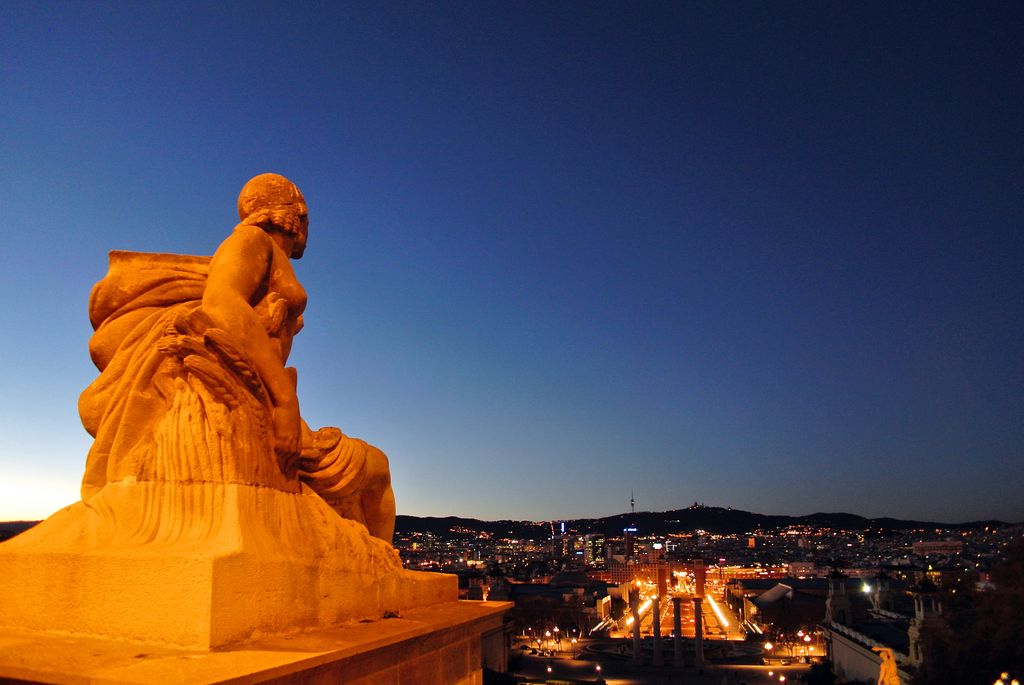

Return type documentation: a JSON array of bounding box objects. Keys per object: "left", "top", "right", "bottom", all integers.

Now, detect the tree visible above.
[{"left": 805, "top": 661, "right": 837, "bottom": 685}]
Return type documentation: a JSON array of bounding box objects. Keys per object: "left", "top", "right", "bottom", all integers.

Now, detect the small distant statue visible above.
[
  {"left": 873, "top": 647, "right": 901, "bottom": 685},
  {"left": 80, "top": 173, "right": 394, "bottom": 541}
]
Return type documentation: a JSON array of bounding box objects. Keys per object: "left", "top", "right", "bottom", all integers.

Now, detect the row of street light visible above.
[
  {"left": 764, "top": 628, "right": 819, "bottom": 659},
  {"left": 524, "top": 624, "right": 585, "bottom": 655}
]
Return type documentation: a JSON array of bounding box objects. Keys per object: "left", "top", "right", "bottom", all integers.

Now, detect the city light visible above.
[
  {"left": 705, "top": 594, "right": 729, "bottom": 628},
  {"left": 400, "top": 516, "right": 1015, "bottom": 680},
  {"left": 624, "top": 598, "right": 653, "bottom": 626}
]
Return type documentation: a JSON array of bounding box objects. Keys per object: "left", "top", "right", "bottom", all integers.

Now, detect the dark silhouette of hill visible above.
[
  {"left": 4, "top": 508, "right": 1011, "bottom": 543},
  {"left": 394, "top": 515, "right": 549, "bottom": 539},
  {"left": 395, "top": 506, "right": 1010, "bottom": 538},
  {"left": 0, "top": 521, "right": 40, "bottom": 542}
]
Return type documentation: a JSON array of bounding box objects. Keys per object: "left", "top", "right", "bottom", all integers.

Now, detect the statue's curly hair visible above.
[
  {"left": 237, "top": 173, "right": 306, "bottom": 239},
  {"left": 240, "top": 206, "right": 304, "bottom": 238}
]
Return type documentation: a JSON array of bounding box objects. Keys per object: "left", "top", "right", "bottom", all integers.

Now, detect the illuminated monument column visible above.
[
  {"left": 693, "top": 557, "right": 706, "bottom": 667},
  {"left": 0, "top": 174, "right": 509, "bottom": 683},
  {"left": 630, "top": 586, "right": 643, "bottom": 665},
  {"left": 673, "top": 596, "right": 684, "bottom": 666},
  {"left": 652, "top": 595, "right": 663, "bottom": 666},
  {"left": 693, "top": 597, "right": 706, "bottom": 666}
]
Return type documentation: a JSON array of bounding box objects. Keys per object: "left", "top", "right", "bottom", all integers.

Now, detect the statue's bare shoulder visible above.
[
  {"left": 206, "top": 224, "right": 275, "bottom": 301},
  {"left": 217, "top": 223, "right": 276, "bottom": 258}
]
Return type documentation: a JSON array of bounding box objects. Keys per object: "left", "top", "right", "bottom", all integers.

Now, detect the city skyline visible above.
[{"left": 1, "top": 3, "right": 1021, "bottom": 523}]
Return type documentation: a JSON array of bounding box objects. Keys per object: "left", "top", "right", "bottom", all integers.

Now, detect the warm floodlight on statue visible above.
[
  {"left": 873, "top": 647, "right": 902, "bottom": 685},
  {"left": 0, "top": 173, "right": 455, "bottom": 649}
]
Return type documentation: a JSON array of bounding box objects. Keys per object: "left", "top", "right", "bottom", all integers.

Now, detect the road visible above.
[
  {"left": 512, "top": 651, "right": 809, "bottom": 685},
  {"left": 609, "top": 578, "right": 744, "bottom": 642}
]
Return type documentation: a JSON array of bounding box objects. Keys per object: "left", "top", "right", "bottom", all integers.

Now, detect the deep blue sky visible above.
[{"left": 1, "top": 2, "right": 1021, "bottom": 523}]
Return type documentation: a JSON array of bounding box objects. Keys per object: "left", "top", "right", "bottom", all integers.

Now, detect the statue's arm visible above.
[{"left": 203, "top": 225, "right": 300, "bottom": 467}]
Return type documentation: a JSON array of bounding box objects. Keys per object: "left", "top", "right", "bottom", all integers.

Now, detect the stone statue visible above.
[
  {"left": 0, "top": 174, "right": 453, "bottom": 649},
  {"left": 79, "top": 173, "right": 394, "bottom": 541},
  {"left": 873, "top": 647, "right": 901, "bottom": 685},
  {"left": 300, "top": 423, "right": 396, "bottom": 541}
]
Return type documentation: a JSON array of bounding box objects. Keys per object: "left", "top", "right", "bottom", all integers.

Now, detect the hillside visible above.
[{"left": 4, "top": 507, "right": 1010, "bottom": 543}]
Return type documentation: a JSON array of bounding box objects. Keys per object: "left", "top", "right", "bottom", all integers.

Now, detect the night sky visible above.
[{"left": 1, "top": 2, "right": 1021, "bottom": 523}]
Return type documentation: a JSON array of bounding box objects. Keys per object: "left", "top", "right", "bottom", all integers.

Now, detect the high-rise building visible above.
[
  {"left": 551, "top": 534, "right": 572, "bottom": 559},
  {"left": 624, "top": 525, "right": 637, "bottom": 559},
  {"left": 584, "top": 534, "right": 606, "bottom": 566}
]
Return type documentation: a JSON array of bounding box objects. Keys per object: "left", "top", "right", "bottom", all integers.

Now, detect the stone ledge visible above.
[{"left": 0, "top": 600, "right": 511, "bottom": 685}]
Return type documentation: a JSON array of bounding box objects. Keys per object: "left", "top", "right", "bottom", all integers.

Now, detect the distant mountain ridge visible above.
[
  {"left": 396, "top": 506, "right": 1012, "bottom": 539},
  {"left": 0, "top": 521, "right": 41, "bottom": 542},
  {"left": 4, "top": 507, "right": 1012, "bottom": 543}
]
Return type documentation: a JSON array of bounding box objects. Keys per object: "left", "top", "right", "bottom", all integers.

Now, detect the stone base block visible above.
[
  {"left": 0, "top": 600, "right": 511, "bottom": 685},
  {"left": 0, "top": 482, "right": 456, "bottom": 649}
]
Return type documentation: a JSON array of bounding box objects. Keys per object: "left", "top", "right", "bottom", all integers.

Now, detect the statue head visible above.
[{"left": 237, "top": 173, "right": 308, "bottom": 258}]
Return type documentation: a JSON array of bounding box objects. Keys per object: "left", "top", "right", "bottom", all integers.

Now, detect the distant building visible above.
[
  {"left": 911, "top": 539, "right": 963, "bottom": 556},
  {"left": 788, "top": 561, "right": 818, "bottom": 577},
  {"left": 584, "top": 534, "right": 606, "bottom": 567},
  {"left": 727, "top": 576, "right": 888, "bottom": 630},
  {"left": 551, "top": 534, "right": 572, "bottom": 559},
  {"left": 607, "top": 559, "right": 675, "bottom": 585},
  {"left": 817, "top": 578, "right": 944, "bottom": 685},
  {"left": 624, "top": 525, "right": 637, "bottom": 559}
]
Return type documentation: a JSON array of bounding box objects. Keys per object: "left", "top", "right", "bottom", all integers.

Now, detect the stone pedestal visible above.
[
  {"left": 0, "top": 482, "right": 456, "bottom": 649},
  {"left": 0, "top": 600, "right": 510, "bottom": 684}
]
